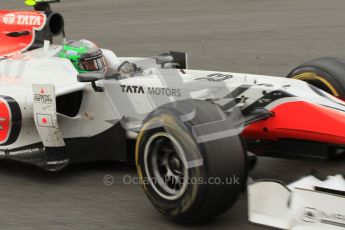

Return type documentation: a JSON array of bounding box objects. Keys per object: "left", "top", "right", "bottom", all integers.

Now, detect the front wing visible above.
[{"left": 248, "top": 174, "right": 345, "bottom": 230}]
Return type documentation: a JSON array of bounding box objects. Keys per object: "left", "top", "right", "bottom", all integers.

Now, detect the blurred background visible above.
[{"left": 0, "top": 0, "right": 344, "bottom": 229}]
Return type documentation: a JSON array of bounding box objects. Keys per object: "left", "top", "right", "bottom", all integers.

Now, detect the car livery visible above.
[{"left": 0, "top": 0, "right": 343, "bottom": 225}]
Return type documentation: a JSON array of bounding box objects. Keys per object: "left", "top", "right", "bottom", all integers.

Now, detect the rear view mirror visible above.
[
  {"left": 154, "top": 53, "right": 174, "bottom": 68},
  {"left": 170, "top": 51, "right": 188, "bottom": 69},
  {"left": 77, "top": 71, "right": 105, "bottom": 92},
  {"left": 153, "top": 51, "right": 188, "bottom": 69},
  {"left": 77, "top": 71, "right": 104, "bottom": 82}
]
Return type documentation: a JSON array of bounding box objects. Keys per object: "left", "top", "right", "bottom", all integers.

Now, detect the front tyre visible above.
[
  {"left": 287, "top": 57, "right": 345, "bottom": 99},
  {"left": 136, "top": 100, "right": 246, "bottom": 223}
]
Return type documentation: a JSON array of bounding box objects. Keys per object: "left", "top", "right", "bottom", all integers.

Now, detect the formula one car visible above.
[{"left": 0, "top": 0, "right": 344, "bottom": 224}]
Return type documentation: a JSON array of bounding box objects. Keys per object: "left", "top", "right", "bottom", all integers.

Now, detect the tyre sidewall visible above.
[{"left": 136, "top": 112, "right": 207, "bottom": 221}]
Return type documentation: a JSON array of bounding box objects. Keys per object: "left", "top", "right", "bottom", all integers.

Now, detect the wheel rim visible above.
[
  {"left": 144, "top": 132, "right": 189, "bottom": 200},
  {"left": 293, "top": 72, "right": 339, "bottom": 97}
]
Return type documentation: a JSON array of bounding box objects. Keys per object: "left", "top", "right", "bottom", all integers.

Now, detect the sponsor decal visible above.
[
  {"left": 36, "top": 113, "right": 54, "bottom": 127},
  {"left": 2, "top": 13, "right": 15, "bottom": 25},
  {"left": 2, "top": 13, "right": 43, "bottom": 26},
  {"left": 147, "top": 87, "right": 181, "bottom": 97},
  {"left": 9, "top": 147, "right": 41, "bottom": 156},
  {"left": 120, "top": 85, "right": 145, "bottom": 94},
  {"left": 0, "top": 10, "right": 46, "bottom": 56},
  {"left": 195, "top": 73, "right": 233, "bottom": 82},
  {"left": 34, "top": 93, "right": 53, "bottom": 103},
  {"left": 36, "top": 114, "right": 54, "bottom": 127},
  {"left": 0, "top": 146, "right": 43, "bottom": 157},
  {"left": 302, "top": 207, "right": 345, "bottom": 227},
  {"left": 120, "top": 85, "right": 181, "bottom": 97},
  {"left": 32, "top": 84, "right": 65, "bottom": 147}
]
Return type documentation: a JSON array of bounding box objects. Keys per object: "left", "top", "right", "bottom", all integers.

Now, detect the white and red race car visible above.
[{"left": 0, "top": 0, "right": 344, "bottom": 224}]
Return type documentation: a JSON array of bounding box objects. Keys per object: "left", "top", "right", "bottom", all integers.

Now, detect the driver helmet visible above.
[{"left": 59, "top": 40, "right": 106, "bottom": 73}]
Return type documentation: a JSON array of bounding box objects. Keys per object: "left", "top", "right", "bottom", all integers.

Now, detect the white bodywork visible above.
[
  {"left": 0, "top": 44, "right": 344, "bottom": 153},
  {"left": 248, "top": 175, "right": 345, "bottom": 230},
  {"left": 0, "top": 45, "right": 118, "bottom": 149}
]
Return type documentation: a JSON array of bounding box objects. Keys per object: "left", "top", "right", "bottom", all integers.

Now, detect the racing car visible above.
[{"left": 0, "top": 0, "right": 344, "bottom": 224}]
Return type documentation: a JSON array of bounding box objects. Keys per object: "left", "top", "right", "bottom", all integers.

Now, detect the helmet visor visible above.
[{"left": 79, "top": 51, "right": 106, "bottom": 71}]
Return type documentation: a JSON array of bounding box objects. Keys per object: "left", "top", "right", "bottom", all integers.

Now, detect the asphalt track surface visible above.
[{"left": 1, "top": 0, "right": 345, "bottom": 229}]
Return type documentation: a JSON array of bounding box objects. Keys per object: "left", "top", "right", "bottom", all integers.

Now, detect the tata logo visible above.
[
  {"left": 2, "top": 13, "right": 15, "bottom": 25},
  {"left": 121, "top": 85, "right": 145, "bottom": 94},
  {"left": 2, "top": 13, "right": 42, "bottom": 26}
]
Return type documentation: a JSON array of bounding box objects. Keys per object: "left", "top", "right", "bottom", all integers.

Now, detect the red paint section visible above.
[
  {"left": 42, "top": 117, "right": 47, "bottom": 124},
  {"left": 0, "top": 99, "right": 11, "bottom": 144},
  {"left": 0, "top": 10, "right": 46, "bottom": 57},
  {"left": 243, "top": 101, "right": 345, "bottom": 145}
]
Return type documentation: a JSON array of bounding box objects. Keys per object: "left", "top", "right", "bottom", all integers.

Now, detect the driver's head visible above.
[{"left": 59, "top": 40, "right": 106, "bottom": 73}]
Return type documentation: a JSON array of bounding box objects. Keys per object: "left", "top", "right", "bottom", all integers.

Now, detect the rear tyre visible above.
[
  {"left": 287, "top": 57, "right": 345, "bottom": 99},
  {"left": 135, "top": 100, "right": 246, "bottom": 223}
]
